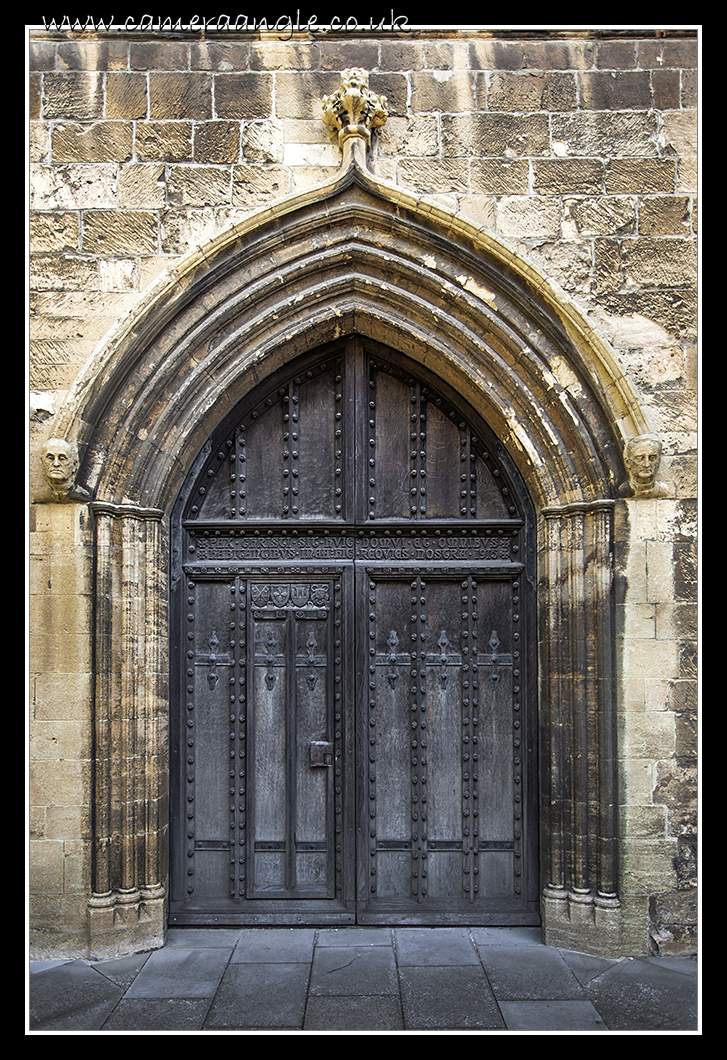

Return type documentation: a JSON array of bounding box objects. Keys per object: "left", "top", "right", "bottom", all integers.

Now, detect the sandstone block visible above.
[
  {"left": 82, "top": 210, "right": 159, "bottom": 255},
  {"left": 594, "top": 39, "right": 638, "bottom": 70},
  {"left": 167, "top": 165, "right": 231, "bottom": 207},
  {"left": 30, "top": 212, "right": 79, "bottom": 253},
  {"left": 105, "top": 72, "right": 148, "bottom": 119},
  {"left": 638, "top": 39, "right": 698, "bottom": 69},
  {"left": 376, "top": 116, "right": 439, "bottom": 158},
  {"left": 622, "top": 237, "right": 697, "bottom": 288},
  {"left": 605, "top": 158, "right": 676, "bottom": 193},
  {"left": 232, "top": 165, "right": 291, "bottom": 208},
  {"left": 29, "top": 121, "right": 48, "bottom": 162},
  {"left": 29, "top": 840, "right": 64, "bottom": 893},
  {"left": 149, "top": 72, "right": 213, "bottom": 119},
  {"left": 638, "top": 196, "right": 692, "bottom": 235},
  {"left": 30, "top": 163, "right": 117, "bottom": 210},
  {"left": 411, "top": 71, "right": 475, "bottom": 113},
  {"left": 496, "top": 196, "right": 561, "bottom": 240},
  {"left": 660, "top": 111, "right": 698, "bottom": 158},
  {"left": 30, "top": 758, "right": 89, "bottom": 805},
  {"left": 652, "top": 69, "right": 682, "bottom": 110},
  {"left": 397, "top": 159, "right": 469, "bottom": 195},
  {"left": 191, "top": 40, "right": 251, "bottom": 71},
  {"left": 250, "top": 40, "right": 321, "bottom": 70},
  {"left": 57, "top": 39, "right": 128, "bottom": 71},
  {"left": 551, "top": 111, "right": 659, "bottom": 158},
  {"left": 215, "top": 72, "right": 275, "bottom": 118},
  {"left": 565, "top": 195, "right": 635, "bottom": 236},
  {"left": 622, "top": 708, "right": 676, "bottom": 759},
  {"left": 129, "top": 40, "right": 189, "bottom": 70},
  {"left": 42, "top": 72, "right": 104, "bottom": 120},
  {"left": 534, "top": 158, "right": 604, "bottom": 194},
  {"left": 135, "top": 121, "right": 193, "bottom": 162},
  {"left": 30, "top": 254, "right": 98, "bottom": 292},
  {"left": 470, "top": 159, "right": 528, "bottom": 194},
  {"left": 242, "top": 119, "right": 284, "bottom": 163},
  {"left": 486, "top": 71, "right": 577, "bottom": 111},
  {"left": 119, "top": 163, "right": 166, "bottom": 209},
  {"left": 652, "top": 759, "right": 697, "bottom": 811},
  {"left": 52, "top": 121, "right": 133, "bottom": 163},
  {"left": 620, "top": 839, "right": 680, "bottom": 893},
  {"left": 580, "top": 70, "right": 651, "bottom": 109},
  {"left": 194, "top": 120, "right": 241, "bottom": 163},
  {"left": 442, "top": 113, "right": 549, "bottom": 157}
]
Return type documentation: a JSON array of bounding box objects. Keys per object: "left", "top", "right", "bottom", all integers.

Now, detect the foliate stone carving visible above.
[
  {"left": 322, "top": 67, "right": 388, "bottom": 147},
  {"left": 33, "top": 437, "right": 90, "bottom": 503},
  {"left": 619, "top": 434, "right": 669, "bottom": 498}
]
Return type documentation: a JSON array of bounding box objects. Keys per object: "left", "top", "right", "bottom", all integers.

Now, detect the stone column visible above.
[
  {"left": 539, "top": 500, "right": 621, "bottom": 956},
  {"left": 88, "top": 502, "right": 168, "bottom": 956}
]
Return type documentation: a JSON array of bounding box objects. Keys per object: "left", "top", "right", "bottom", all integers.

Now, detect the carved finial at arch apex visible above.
[
  {"left": 33, "top": 437, "right": 91, "bottom": 504},
  {"left": 322, "top": 67, "right": 388, "bottom": 149},
  {"left": 618, "top": 434, "right": 670, "bottom": 499}
]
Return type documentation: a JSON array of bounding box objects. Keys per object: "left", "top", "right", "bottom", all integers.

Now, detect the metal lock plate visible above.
[{"left": 310, "top": 741, "right": 334, "bottom": 767}]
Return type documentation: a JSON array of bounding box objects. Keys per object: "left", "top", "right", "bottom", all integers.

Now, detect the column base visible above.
[
  {"left": 542, "top": 888, "right": 624, "bottom": 958},
  {"left": 87, "top": 887, "right": 167, "bottom": 959}
]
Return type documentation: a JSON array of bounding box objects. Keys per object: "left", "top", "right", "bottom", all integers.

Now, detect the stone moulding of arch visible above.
[
  {"left": 53, "top": 132, "right": 651, "bottom": 514},
  {"left": 46, "top": 121, "right": 654, "bottom": 959}
]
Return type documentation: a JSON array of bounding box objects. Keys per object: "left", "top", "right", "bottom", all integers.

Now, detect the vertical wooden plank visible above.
[
  {"left": 294, "top": 612, "right": 332, "bottom": 895},
  {"left": 369, "top": 366, "right": 411, "bottom": 520},
  {"left": 250, "top": 613, "right": 288, "bottom": 893}
]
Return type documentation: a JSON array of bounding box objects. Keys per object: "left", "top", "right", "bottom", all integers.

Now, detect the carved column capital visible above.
[{"left": 322, "top": 67, "right": 388, "bottom": 149}]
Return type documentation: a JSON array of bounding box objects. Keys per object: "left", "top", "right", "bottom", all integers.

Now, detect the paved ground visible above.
[{"left": 28, "top": 925, "right": 699, "bottom": 1033}]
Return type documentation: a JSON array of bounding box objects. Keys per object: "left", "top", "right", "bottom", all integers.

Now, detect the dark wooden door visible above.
[{"left": 169, "top": 339, "right": 538, "bottom": 926}]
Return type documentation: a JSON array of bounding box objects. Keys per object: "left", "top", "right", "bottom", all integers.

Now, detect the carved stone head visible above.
[
  {"left": 620, "top": 434, "right": 668, "bottom": 498},
  {"left": 34, "top": 437, "right": 89, "bottom": 503}
]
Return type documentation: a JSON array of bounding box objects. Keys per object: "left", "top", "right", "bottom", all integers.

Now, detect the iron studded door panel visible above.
[
  {"left": 170, "top": 569, "right": 355, "bottom": 923},
  {"left": 171, "top": 339, "right": 538, "bottom": 925},
  {"left": 356, "top": 565, "right": 536, "bottom": 923}
]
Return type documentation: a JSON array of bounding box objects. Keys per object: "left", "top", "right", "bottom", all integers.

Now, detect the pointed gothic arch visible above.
[{"left": 60, "top": 159, "right": 651, "bottom": 956}]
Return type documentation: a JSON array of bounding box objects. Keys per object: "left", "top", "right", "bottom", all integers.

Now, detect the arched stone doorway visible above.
[
  {"left": 53, "top": 147, "right": 652, "bottom": 957},
  {"left": 168, "top": 336, "right": 538, "bottom": 926}
]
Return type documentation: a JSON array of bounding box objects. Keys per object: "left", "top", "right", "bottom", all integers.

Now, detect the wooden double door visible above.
[{"left": 169, "top": 340, "right": 538, "bottom": 926}]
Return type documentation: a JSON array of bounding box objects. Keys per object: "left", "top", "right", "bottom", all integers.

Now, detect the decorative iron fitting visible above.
[{"left": 322, "top": 67, "right": 388, "bottom": 148}]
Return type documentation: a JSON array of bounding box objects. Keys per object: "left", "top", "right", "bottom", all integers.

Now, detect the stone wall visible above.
[{"left": 29, "top": 27, "right": 698, "bottom": 957}]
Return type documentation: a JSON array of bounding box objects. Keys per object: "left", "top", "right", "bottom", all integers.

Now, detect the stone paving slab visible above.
[
  {"left": 399, "top": 964, "right": 504, "bottom": 1030},
  {"left": 231, "top": 927, "right": 316, "bottom": 963},
  {"left": 102, "top": 997, "right": 212, "bottom": 1032},
  {"left": 309, "top": 943, "right": 399, "bottom": 996},
  {"left": 123, "top": 946, "right": 234, "bottom": 999},
  {"left": 581, "top": 956, "right": 698, "bottom": 1031},
  {"left": 394, "top": 926, "right": 480, "bottom": 966},
  {"left": 303, "top": 994, "right": 405, "bottom": 1031},
  {"left": 29, "top": 961, "right": 125, "bottom": 1031},
  {"left": 204, "top": 962, "right": 310, "bottom": 1030},
  {"left": 498, "top": 999, "right": 608, "bottom": 1031},
  {"left": 477, "top": 943, "right": 586, "bottom": 1001}
]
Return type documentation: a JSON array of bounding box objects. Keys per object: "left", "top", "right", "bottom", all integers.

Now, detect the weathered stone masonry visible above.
[{"left": 29, "top": 28, "right": 697, "bottom": 959}]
